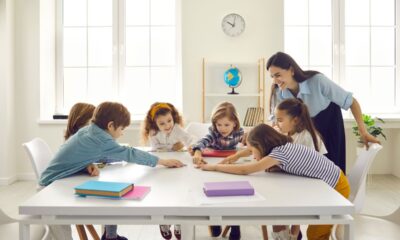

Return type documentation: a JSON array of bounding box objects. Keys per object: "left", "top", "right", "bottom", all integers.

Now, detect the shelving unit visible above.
[{"left": 202, "top": 58, "right": 266, "bottom": 125}]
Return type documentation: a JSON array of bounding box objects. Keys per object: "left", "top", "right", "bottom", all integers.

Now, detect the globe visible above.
[{"left": 224, "top": 66, "right": 242, "bottom": 94}]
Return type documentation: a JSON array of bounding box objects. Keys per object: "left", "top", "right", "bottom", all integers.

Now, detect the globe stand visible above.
[{"left": 228, "top": 87, "right": 239, "bottom": 95}]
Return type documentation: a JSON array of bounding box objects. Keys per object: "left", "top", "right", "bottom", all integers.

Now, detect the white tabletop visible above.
[{"left": 19, "top": 151, "right": 353, "bottom": 218}]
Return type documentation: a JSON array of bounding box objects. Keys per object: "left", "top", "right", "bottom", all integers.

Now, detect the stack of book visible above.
[{"left": 74, "top": 180, "right": 150, "bottom": 200}]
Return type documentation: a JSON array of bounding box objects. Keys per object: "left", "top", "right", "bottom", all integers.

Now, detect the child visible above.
[
  {"left": 39, "top": 102, "right": 185, "bottom": 240},
  {"left": 141, "top": 102, "right": 193, "bottom": 240},
  {"left": 142, "top": 102, "right": 193, "bottom": 152},
  {"left": 198, "top": 123, "right": 351, "bottom": 240},
  {"left": 191, "top": 101, "right": 243, "bottom": 240},
  {"left": 273, "top": 98, "right": 327, "bottom": 239}
]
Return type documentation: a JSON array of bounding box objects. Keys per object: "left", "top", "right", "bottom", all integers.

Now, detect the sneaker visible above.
[
  {"left": 100, "top": 232, "right": 128, "bottom": 240},
  {"left": 229, "top": 226, "right": 241, "bottom": 240},
  {"left": 159, "top": 225, "right": 172, "bottom": 240},
  {"left": 209, "top": 225, "right": 222, "bottom": 237},
  {"left": 173, "top": 225, "right": 181, "bottom": 240}
]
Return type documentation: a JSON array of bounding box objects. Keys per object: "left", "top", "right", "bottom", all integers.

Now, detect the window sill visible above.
[
  {"left": 37, "top": 119, "right": 143, "bottom": 129},
  {"left": 343, "top": 114, "right": 400, "bottom": 129}
]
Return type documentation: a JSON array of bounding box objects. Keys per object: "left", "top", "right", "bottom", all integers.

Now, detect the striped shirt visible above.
[
  {"left": 192, "top": 126, "right": 244, "bottom": 151},
  {"left": 268, "top": 142, "right": 340, "bottom": 188}
]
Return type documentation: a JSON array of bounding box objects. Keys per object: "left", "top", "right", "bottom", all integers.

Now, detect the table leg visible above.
[
  {"left": 343, "top": 222, "right": 354, "bottom": 240},
  {"left": 180, "top": 224, "right": 195, "bottom": 240},
  {"left": 19, "top": 223, "right": 30, "bottom": 240}
]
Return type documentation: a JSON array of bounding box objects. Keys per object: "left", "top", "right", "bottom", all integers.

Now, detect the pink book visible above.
[
  {"left": 202, "top": 148, "right": 237, "bottom": 158},
  {"left": 122, "top": 186, "right": 151, "bottom": 200},
  {"left": 203, "top": 181, "right": 254, "bottom": 197}
]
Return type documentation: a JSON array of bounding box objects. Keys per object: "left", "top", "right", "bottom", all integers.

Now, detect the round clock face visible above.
[{"left": 221, "top": 13, "right": 245, "bottom": 37}]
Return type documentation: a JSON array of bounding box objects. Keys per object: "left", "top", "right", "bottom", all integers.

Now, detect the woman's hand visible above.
[
  {"left": 86, "top": 164, "right": 99, "bottom": 176},
  {"left": 192, "top": 150, "right": 207, "bottom": 165},
  {"left": 158, "top": 159, "right": 186, "bottom": 168},
  {"left": 172, "top": 141, "right": 184, "bottom": 151},
  {"left": 360, "top": 132, "right": 381, "bottom": 149}
]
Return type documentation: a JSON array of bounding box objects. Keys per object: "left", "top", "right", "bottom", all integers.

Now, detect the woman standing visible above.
[{"left": 267, "top": 52, "right": 380, "bottom": 172}]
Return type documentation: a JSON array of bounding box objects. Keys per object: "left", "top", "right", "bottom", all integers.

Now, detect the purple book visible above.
[{"left": 203, "top": 181, "right": 255, "bottom": 197}]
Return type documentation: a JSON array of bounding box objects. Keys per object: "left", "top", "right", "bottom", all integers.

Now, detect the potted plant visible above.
[{"left": 352, "top": 114, "right": 386, "bottom": 148}]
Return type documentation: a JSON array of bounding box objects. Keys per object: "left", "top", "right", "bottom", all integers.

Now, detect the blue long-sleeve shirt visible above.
[
  {"left": 191, "top": 126, "right": 244, "bottom": 151},
  {"left": 39, "top": 124, "right": 159, "bottom": 186}
]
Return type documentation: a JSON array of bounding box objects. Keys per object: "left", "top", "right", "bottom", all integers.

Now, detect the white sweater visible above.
[
  {"left": 149, "top": 124, "right": 194, "bottom": 151},
  {"left": 291, "top": 130, "right": 328, "bottom": 155}
]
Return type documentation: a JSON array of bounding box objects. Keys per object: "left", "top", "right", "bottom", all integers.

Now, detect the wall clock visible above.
[{"left": 221, "top": 13, "right": 245, "bottom": 37}]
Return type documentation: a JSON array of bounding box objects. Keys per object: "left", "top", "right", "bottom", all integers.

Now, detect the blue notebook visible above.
[{"left": 74, "top": 180, "right": 133, "bottom": 198}]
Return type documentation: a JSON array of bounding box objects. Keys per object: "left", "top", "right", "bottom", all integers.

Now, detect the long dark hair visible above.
[
  {"left": 276, "top": 98, "right": 322, "bottom": 152},
  {"left": 267, "top": 52, "right": 320, "bottom": 113},
  {"left": 247, "top": 123, "right": 292, "bottom": 157}
]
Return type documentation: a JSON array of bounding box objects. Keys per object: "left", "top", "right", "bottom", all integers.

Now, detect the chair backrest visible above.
[
  {"left": 348, "top": 143, "right": 382, "bottom": 213},
  {"left": 22, "top": 138, "right": 54, "bottom": 180},
  {"left": 185, "top": 122, "right": 211, "bottom": 142}
]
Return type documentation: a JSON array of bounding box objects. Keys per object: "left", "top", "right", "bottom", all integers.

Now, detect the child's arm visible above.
[
  {"left": 172, "top": 141, "right": 184, "bottom": 151},
  {"left": 199, "top": 156, "right": 279, "bottom": 175},
  {"left": 218, "top": 148, "right": 252, "bottom": 164},
  {"left": 157, "top": 159, "right": 185, "bottom": 168}
]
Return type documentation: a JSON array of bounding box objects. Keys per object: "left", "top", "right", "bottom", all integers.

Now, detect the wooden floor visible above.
[{"left": 1, "top": 174, "right": 399, "bottom": 239}]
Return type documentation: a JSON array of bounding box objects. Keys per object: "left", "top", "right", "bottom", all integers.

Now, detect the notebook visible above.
[
  {"left": 122, "top": 186, "right": 151, "bottom": 200},
  {"left": 203, "top": 181, "right": 255, "bottom": 197},
  {"left": 202, "top": 148, "right": 237, "bottom": 158},
  {"left": 74, "top": 180, "right": 133, "bottom": 198}
]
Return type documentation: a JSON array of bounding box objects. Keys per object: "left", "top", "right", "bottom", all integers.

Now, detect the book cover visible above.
[
  {"left": 203, "top": 181, "right": 255, "bottom": 197},
  {"left": 75, "top": 180, "right": 133, "bottom": 198},
  {"left": 202, "top": 148, "right": 237, "bottom": 158},
  {"left": 122, "top": 186, "right": 151, "bottom": 200}
]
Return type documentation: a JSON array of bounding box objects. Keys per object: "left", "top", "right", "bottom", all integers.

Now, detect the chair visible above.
[
  {"left": 23, "top": 138, "right": 100, "bottom": 240},
  {"left": 332, "top": 143, "right": 400, "bottom": 240},
  {"left": 0, "top": 209, "right": 50, "bottom": 240},
  {"left": 185, "top": 122, "right": 211, "bottom": 141}
]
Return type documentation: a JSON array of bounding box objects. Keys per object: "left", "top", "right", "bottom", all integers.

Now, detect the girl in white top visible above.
[
  {"left": 275, "top": 98, "right": 327, "bottom": 154},
  {"left": 142, "top": 102, "right": 194, "bottom": 152},
  {"left": 197, "top": 124, "right": 350, "bottom": 240},
  {"left": 141, "top": 102, "right": 193, "bottom": 240},
  {"left": 273, "top": 98, "right": 327, "bottom": 239}
]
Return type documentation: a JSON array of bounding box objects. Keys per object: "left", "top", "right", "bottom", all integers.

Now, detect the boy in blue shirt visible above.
[{"left": 40, "top": 101, "right": 184, "bottom": 240}]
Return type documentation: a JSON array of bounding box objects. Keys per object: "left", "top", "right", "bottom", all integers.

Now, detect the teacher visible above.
[{"left": 267, "top": 52, "right": 380, "bottom": 172}]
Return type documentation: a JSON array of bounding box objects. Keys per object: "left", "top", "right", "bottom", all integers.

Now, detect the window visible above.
[
  {"left": 284, "top": 0, "right": 398, "bottom": 114},
  {"left": 56, "top": 0, "right": 181, "bottom": 118}
]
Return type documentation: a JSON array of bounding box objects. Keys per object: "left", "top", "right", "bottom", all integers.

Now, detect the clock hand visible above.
[{"left": 226, "top": 21, "right": 234, "bottom": 27}]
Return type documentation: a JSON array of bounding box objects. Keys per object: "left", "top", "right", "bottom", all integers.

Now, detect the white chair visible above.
[
  {"left": 0, "top": 209, "right": 50, "bottom": 240},
  {"left": 332, "top": 143, "right": 400, "bottom": 240},
  {"left": 185, "top": 122, "right": 211, "bottom": 142},
  {"left": 23, "top": 138, "right": 100, "bottom": 240}
]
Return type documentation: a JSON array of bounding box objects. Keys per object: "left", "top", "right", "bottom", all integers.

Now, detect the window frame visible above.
[{"left": 55, "top": 0, "right": 182, "bottom": 118}]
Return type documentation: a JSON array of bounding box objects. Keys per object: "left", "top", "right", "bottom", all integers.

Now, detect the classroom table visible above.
[{"left": 19, "top": 151, "right": 354, "bottom": 239}]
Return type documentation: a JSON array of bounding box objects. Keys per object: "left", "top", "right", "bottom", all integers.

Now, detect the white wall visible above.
[
  {"left": 0, "top": 0, "right": 16, "bottom": 184},
  {"left": 9, "top": 0, "right": 400, "bottom": 182}
]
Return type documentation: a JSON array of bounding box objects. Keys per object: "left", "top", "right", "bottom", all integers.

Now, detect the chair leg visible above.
[
  {"left": 85, "top": 225, "right": 100, "bottom": 240},
  {"left": 76, "top": 225, "right": 88, "bottom": 240},
  {"left": 222, "top": 226, "right": 230, "bottom": 238},
  {"left": 261, "top": 225, "right": 269, "bottom": 240}
]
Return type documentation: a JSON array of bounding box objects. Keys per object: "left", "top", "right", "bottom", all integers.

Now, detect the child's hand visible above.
[
  {"left": 219, "top": 155, "right": 237, "bottom": 164},
  {"left": 172, "top": 141, "right": 184, "bottom": 151},
  {"left": 158, "top": 159, "right": 186, "bottom": 168},
  {"left": 86, "top": 164, "right": 99, "bottom": 176},
  {"left": 188, "top": 145, "right": 194, "bottom": 155},
  {"left": 192, "top": 150, "right": 206, "bottom": 165}
]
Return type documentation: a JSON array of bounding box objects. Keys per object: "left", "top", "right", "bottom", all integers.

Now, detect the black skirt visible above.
[{"left": 312, "top": 102, "right": 346, "bottom": 173}]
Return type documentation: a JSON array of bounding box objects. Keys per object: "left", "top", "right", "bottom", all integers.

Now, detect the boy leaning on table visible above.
[{"left": 39, "top": 101, "right": 185, "bottom": 240}]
